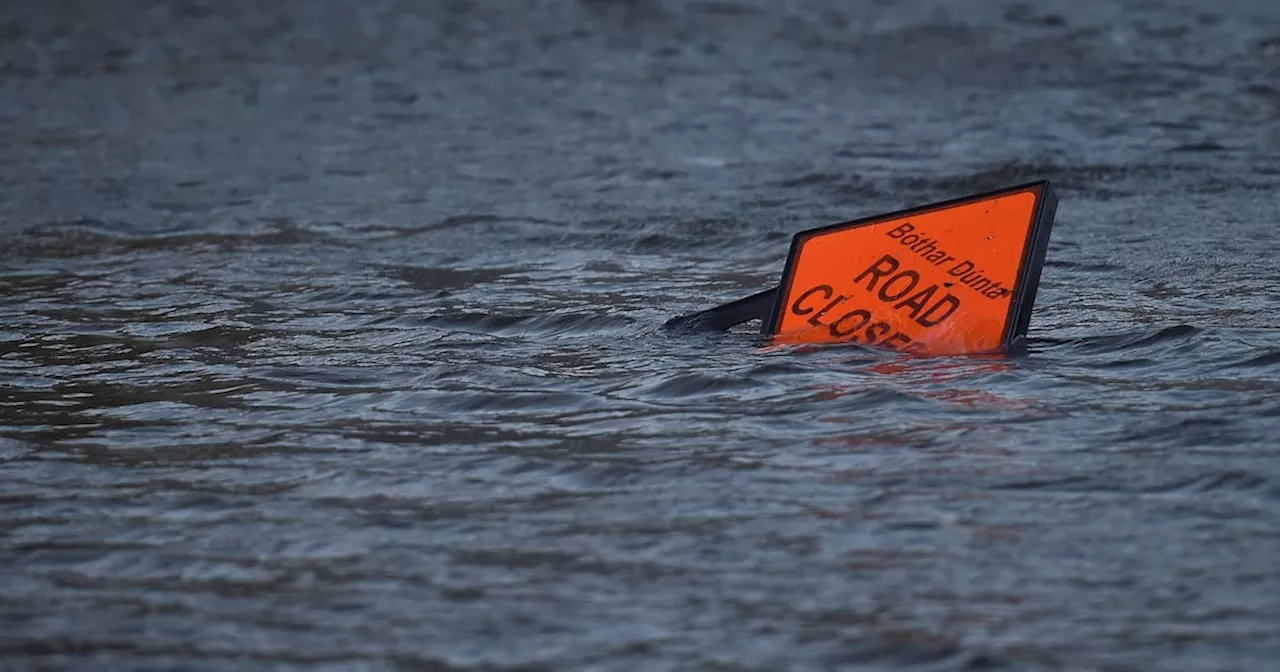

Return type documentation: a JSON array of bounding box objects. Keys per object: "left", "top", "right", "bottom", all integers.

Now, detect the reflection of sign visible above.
[{"left": 765, "top": 182, "right": 1056, "bottom": 355}]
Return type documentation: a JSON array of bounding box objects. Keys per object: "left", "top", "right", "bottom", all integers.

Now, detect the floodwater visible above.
[{"left": 2, "top": 0, "right": 1279, "bottom": 669}]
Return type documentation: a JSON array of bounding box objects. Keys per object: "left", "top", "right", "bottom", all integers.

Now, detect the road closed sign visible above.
[
  {"left": 765, "top": 183, "right": 1057, "bottom": 355},
  {"left": 664, "top": 181, "right": 1058, "bottom": 357}
]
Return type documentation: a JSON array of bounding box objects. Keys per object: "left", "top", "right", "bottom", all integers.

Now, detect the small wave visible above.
[
  {"left": 5, "top": 219, "right": 341, "bottom": 259},
  {"left": 382, "top": 265, "right": 512, "bottom": 292},
  {"left": 1052, "top": 324, "right": 1201, "bottom": 353},
  {"left": 773, "top": 170, "right": 880, "bottom": 191},
  {"left": 1115, "top": 416, "right": 1241, "bottom": 448},
  {"left": 626, "top": 370, "right": 779, "bottom": 400},
  {"left": 1170, "top": 141, "right": 1228, "bottom": 153},
  {"left": 409, "top": 213, "right": 782, "bottom": 256},
  {"left": 428, "top": 389, "right": 606, "bottom": 414},
  {"left": 425, "top": 213, "right": 505, "bottom": 230},
  {"left": 992, "top": 470, "right": 1274, "bottom": 498},
  {"left": 888, "top": 160, "right": 1211, "bottom": 201},
  {"left": 1225, "top": 350, "right": 1280, "bottom": 369},
  {"left": 423, "top": 311, "right": 635, "bottom": 338},
  {"left": 167, "top": 324, "right": 263, "bottom": 350},
  {"left": 1003, "top": 4, "right": 1067, "bottom": 27},
  {"left": 687, "top": 0, "right": 767, "bottom": 17},
  {"left": 989, "top": 474, "right": 1097, "bottom": 491},
  {"left": 1146, "top": 470, "right": 1272, "bottom": 496},
  {"left": 1043, "top": 259, "right": 1123, "bottom": 272},
  {"left": 575, "top": 216, "right": 785, "bottom": 254}
]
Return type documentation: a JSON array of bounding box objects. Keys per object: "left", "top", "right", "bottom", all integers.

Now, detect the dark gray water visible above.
[{"left": 2, "top": 0, "right": 1279, "bottom": 669}]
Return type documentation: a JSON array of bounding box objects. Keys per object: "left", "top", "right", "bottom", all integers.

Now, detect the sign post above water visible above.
[{"left": 666, "top": 181, "right": 1058, "bottom": 356}]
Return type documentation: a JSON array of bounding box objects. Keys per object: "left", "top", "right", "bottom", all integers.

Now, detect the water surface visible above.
[{"left": 2, "top": 0, "right": 1279, "bottom": 669}]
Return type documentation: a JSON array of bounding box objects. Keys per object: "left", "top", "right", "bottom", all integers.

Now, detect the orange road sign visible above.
[{"left": 664, "top": 181, "right": 1058, "bottom": 356}]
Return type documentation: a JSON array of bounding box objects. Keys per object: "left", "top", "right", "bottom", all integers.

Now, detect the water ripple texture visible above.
[{"left": 3, "top": 0, "right": 1280, "bottom": 670}]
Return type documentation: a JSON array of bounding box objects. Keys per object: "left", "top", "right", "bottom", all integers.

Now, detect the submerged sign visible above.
[{"left": 665, "top": 181, "right": 1058, "bottom": 356}]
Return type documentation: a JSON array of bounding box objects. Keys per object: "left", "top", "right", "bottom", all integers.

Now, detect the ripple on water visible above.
[{"left": 4, "top": 0, "right": 1280, "bottom": 669}]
